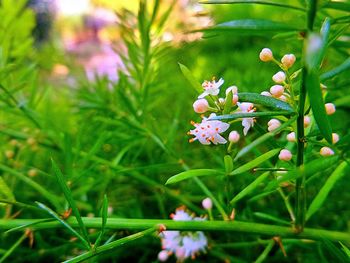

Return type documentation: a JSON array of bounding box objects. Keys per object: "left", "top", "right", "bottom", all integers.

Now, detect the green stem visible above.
[
  {"left": 295, "top": 0, "right": 318, "bottom": 233},
  {"left": 2, "top": 218, "right": 350, "bottom": 242},
  {"left": 254, "top": 240, "right": 275, "bottom": 263},
  {"left": 0, "top": 233, "right": 26, "bottom": 263}
]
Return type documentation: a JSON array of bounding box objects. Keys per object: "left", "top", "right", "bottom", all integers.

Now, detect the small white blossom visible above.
[
  {"left": 158, "top": 250, "right": 169, "bottom": 262},
  {"left": 267, "top": 119, "right": 281, "bottom": 132},
  {"left": 281, "top": 54, "right": 296, "bottom": 68},
  {"left": 325, "top": 103, "right": 336, "bottom": 115},
  {"left": 320, "top": 147, "right": 334, "bottom": 156},
  {"left": 237, "top": 102, "right": 255, "bottom": 136},
  {"left": 261, "top": 91, "right": 272, "bottom": 97},
  {"left": 202, "top": 197, "right": 213, "bottom": 210},
  {"left": 279, "top": 149, "right": 292, "bottom": 161},
  {"left": 332, "top": 133, "right": 339, "bottom": 144},
  {"left": 287, "top": 132, "right": 296, "bottom": 142},
  {"left": 272, "top": 71, "right": 286, "bottom": 84},
  {"left": 270, "top": 85, "right": 284, "bottom": 97},
  {"left": 198, "top": 78, "right": 224, "bottom": 99},
  {"left": 228, "top": 130, "right": 240, "bottom": 143},
  {"left": 193, "top": 99, "right": 209, "bottom": 113},
  {"left": 259, "top": 48, "right": 273, "bottom": 62},
  {"left": 188, "top": 114, "right": 230, "bottom": 145}
]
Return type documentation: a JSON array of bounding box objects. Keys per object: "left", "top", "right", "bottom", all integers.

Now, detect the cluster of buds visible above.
[
  {"left": 189, "top": 78, "right": 257, "bottom": 146},
  {"left": 259, "top": 48, "right": 296, "bottom": 103},
  {"left": 158, "top": 207, "right": 208, "bottom": 262}
]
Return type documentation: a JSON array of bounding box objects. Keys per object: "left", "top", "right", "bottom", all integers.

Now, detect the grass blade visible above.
[
  {"left": 0, "top": 233, "right": 26, "bottom": 263},
  {"left": 230, "top": 172, "right": 270, "bottom": 204},
  {"left": 320, "top": 57, "right": 350, "bottom": 80},
  {"left": 51, "top": 159, "right": 90, "bottom": 246},
  {"left": 94, "top": 195, "right": 108, "bottom": 248},
  {"left": 230, "top": 149, "right": 280, "bottom": 176},
  {"left": 201, "top": 0, "right": 305, "bottom": 11},
  {"left": 178, "top": 63, "right": 202, "bottom": 94},
  {"left": 36, "top": 202, "right": 90, "bottom": 249},
  {"left": 306, "top": 162, "right": 349, "bottom": 221},
  {"left": 210, "top": 111, "right": 294, "bottom": 120},
  {"left": 166, "top": 169, "right": 224, "bottom": 185}
]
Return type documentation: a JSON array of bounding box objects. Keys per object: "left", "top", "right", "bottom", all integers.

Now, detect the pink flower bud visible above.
[
  {"left": 272, "top": 71, "right": 286, "bottom": 84},
  {"left": 279, "top": 149, "right": 292, "bottom": 161},
  {"left": 259, "top": 48, "right": 273, "bottom": 62},
  {"left": 281, "top": 54, "right": 296, "bottom": 68},
  {"left": 202, "top": 197, "right": 213, "bottom": 210},
  {"left": 228, "top": 130, "right": 240, "bottom": 143},
  {"left": 226, "top": 86, "right": 238, "bottom": 95},
  {"left": 332, "top": 133, "right": 339, "bottom": 144},
  {"left": 304, "top": 116, "right": 311, "bottom": 128},
  {"left": 218, "top": 98, "right": 225, "bottom": 104},
  {"left": 158, "top": 250, "right": 169, "bottom": 262},
  {"left": 261, "top": 91, "right": 272, "bottom": 97},
  {"left": 193, "top": 99, "right": 209, "bottom": 113},
  {"left": 325, "top": 103, "right": 336, "bottom": 115},
  {"left": 286, "top": 132, "right": 296, "bottom": 142},
  {"left": 232, "top": 94, "right": 239, "bottom": 105},
  {"left": 267, "top": 119, "right": 281, "bottom": 132},
  {"left": 320, "top": 147, "right": 334, "bottom": 156},
  {"left": 270, "top": 85, "right": 284, "bottom": 97},
  {"left": 279, "top": 95, "right": 288, "bottom": 102}
]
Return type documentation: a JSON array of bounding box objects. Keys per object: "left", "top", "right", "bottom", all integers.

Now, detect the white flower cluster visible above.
[
  {"left": 189, "top": 78, "right": 256, "bottom": 145},
  {"left": 158, "top": 208, "right": 208, "bottom": 262}
]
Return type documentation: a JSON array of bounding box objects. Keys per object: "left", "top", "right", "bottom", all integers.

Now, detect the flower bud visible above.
[
  {"left": 228, "top": 130, "right": 240, "bottom": 143},
  {"left": 5, "top": 150, "right": 15, "bottom": 159},
  {"left": 260, "top": 91, "right": 272, "bottom": 97},
  {"left": 193, "top": 99, "right": 209, "bottom": 113},
  {"left": 267, "top": 119, "right": 281, "bottom": 132},
  {"left": 286, "top": 132, "right": 296, "bottom": 142},
  {"left": 325, "top": 103, "right": 336, "bottom": 115},
  {"left": 281, "top": 54, "right": 296, "bottom": 68},
  {"left": 28, "top": 169, "right": 38, "bottom": 177},
  {"left": 278, "top": 95, "right": 288, "bottom": 102},
  {"left": 226, "top": 86, "right": 238, "bottom": 95},
  {"left": 279, "top": 149, "right": 292, "bottom": 161},
  {"left": 232, "top": 94, "right": 239, "bottom": 105},
  {"left": 259, "top": 48, "right": 273, "bottom": 62},
  {"left": 218, "top": 98, "right": 225, "bottom": 104},
  {"left": 270, "top": 85, "right": 284, "bottom": 97},
  {"left": 272, "top": 71, "right": 286, "bottom": 84},
  {"left": 158, "top": 250, "right": 169, "bottom": 262},
  {"left": 320, "top": 147, "right": 334, "bottom": 156},
  {"left": 202, "top": 197, "right": 213, "bottom": 210},
  {"left": 304, "top": 116, "right": 311, "bottom": 128},
  {"left": 332, "top": 133, "right": 339, "bottom": 144}
]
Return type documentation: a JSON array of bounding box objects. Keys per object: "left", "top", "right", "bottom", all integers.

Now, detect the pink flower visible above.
[{"left": 198, "top": 78, "right": 224, "bottom": 98}]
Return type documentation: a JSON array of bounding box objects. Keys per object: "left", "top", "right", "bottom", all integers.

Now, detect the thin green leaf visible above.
[
  {"left": 210, "top": 111, "right": 294, "bottom": 121},
  {"left": 253, "top": 212, "right": 291, "bottom": 226},
  {"left": 0, "top": 176, "right": 15, "bottom": 202},
  {"left": 306, "top": 162, "right": 349, "bottom": 221},
  {"left": 5, "top": 218, "right": 54, "bottom": 234},
  {"left": 202, "top": 19, "right": 301, "bottom": 35},
  {"left": 94, "top": 195, "right": 108, "bottom": 248},
  {"left": 235, "top": 116, "right": 297, "bottom": 160},
  {"left": 224, "top": 155, "right": 233, "bottom": 173},
  {"left": 265, "top": 156, "right": 339, "bottom": 191},
  {"left": 230, "top": 149, "right": 280, "bottom": 176},
  {"left": 178, "top": 63, "right": 202, "bottom": 93},
  {"left": 238, "top": 92, "right": 294, "bottom": 111},
  {"left": 230, "top": 172, "right": 270, "bottom": 204},
  {"left": 201, "top": 0, "right": 305, "bottom": 11},
  {"left": 0, "top": 233, "right": 26, "bottom": 263},
  {"left": 36, "top": 202, "right": 90, "bottom": 250},
  {"left": 339, "top": 242, "right": 350, "bottom": 258},
  {"left": 306, "top": 71, "right": 332, "bottom": 143},
  {"left": 223, "top": 90, "right": 233, "bottom": 114},
  {"left": 166, "top": 169, "right": 224, "bottom": 185},
  {"left": 322, "top": 1, "right": 350, "bottom": 12},
  {"left": 51, "top": 159, "right": 91, "bottom": 245},
  {"left": 320, "top": 57, "right": 350, "bottom": 80}
]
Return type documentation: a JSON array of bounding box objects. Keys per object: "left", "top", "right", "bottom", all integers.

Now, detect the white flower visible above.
[
  {"left": 188, "top": 114, "right": 230, "bottom": 145},
  {"left": 259, "top": 48, "right": 273, "bottom": 62},
  {"left": 270, "top": 85, "right": 284, "bottom": 97},
  {"left": 325, "top": 103, "right": 336, "bottom": 115},
  {"left": 281, "top": 54, "right": 296, "bottom": 68},
  {"left": 272, "top": 71, "right": 286, "bottom": 84},
  {"left": 261, "top": 91, "right": 272, "bottom": 97},
  {"left": 332, "top": 133, "right": 339, "bottom": 144},
  {"left": 320, "top": 147, "right": 334, "bottom": 156},
  {"left": 198, "top": 78, "right": 224, "bottom": 99},
  {"left": 267, "top": 119, "right": 281, "bottom": 132},
  {"left": 202, "top": 197, "right": 213, "bottom": 210},
  {"left": 228, "top": 130, "right": 240, "bottom": 143},
  {"left": 237, "top": 102, "right": 255, "bottom": 136},
  {"left": 159, "top": 208, "right": 208, "bottom": 262},
  {"left": 193, "top": 99, "right": 209, "bottom": 113},
  {"left": 279, "top": 149, "right": 292, "bottom": 161}
]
